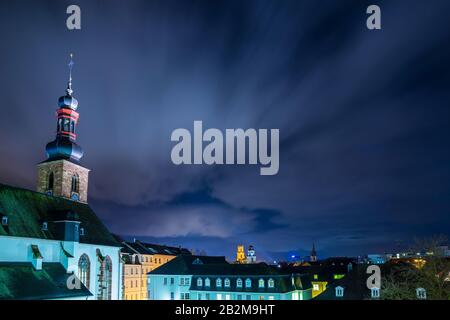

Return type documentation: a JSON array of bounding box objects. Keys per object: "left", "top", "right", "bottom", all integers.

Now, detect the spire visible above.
[{"left": 66, "top": 53, "right": 74, "bottom": 96}]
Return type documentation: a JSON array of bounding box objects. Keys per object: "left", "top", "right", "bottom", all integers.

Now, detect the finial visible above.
[{"left": 66, "top": 53, "right": 74, "bottom": 96}]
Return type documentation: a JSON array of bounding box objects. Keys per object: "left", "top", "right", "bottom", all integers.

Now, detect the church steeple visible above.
[
  {"left": 45, "top": 54, "right": 83, "bottom": 162},
  {"left": 310, "top": 243, "right": 317, "bottom": 262},
  {"left": 37, "top": 54, "right": 90, "bottom": 203}
]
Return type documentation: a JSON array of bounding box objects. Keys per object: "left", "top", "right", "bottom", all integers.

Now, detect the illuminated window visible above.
[
  {"left": 217, "top": 293, "right": 222, "bottom": 300},
  {"left": 269, "top": 296, "right": 274, "bottom": 300},
  {"left": 224, "top": 278, "right": 230, "bottom": 287},
  {"left": 268, "top": 278, "right": 274, "bottom": 288},
  {"left": 313, "top": 284, "right": 320, "bottom": 291},
  {"left": 371, "top": 287, "right": 380, "bottom": 299},
  {"left": 313, "top": 274, "right": 318, "bottom": 280},
  {"left": 416, "top": 288, "right": 426, "bottom": 300},
  {"left": 335, "top": 286, "right": 344, "bottom": 298},
  {"left": 197, "top": 278, "right": 203, "bottom": 287},
  {"left": 258, "top": 279, "right": 265, "bottom": 288},
  {"left": 225, "top": 294, "right": 231, "bottom": 300},
  {"left": 236, "top": 278, "right": 243, "bottom": 288},
  {"left": 216, "top": 278, "right": 222, "bottom": 287},
  {"left": 245, "top": 278, "right": 252, "bottom": 288},
  {"left": 78, "top": 254, "right": 90, "bottom": 289},
  {"left": 205, "top": 278, "right": 210, "bottom": 287}
]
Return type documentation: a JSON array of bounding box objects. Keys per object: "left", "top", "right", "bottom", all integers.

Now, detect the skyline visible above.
[{"left": 1, "top": 0, "right": 450, "bottom": 261}]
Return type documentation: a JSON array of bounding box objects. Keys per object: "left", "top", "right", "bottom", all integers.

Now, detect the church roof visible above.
[
  {"left": 0, "top": 184, "right": 121, "bottom": 247},
  {"left": 0, "top": 262, "right": 92, "bottom": 300}
]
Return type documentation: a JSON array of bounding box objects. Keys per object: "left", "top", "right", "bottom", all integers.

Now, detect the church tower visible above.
[
  {"left": 236, "top": 245, "right": 246, "bottom": 264},
  {"left": 310, "top": 243, "right": 317, "bottom": 262},
  {"left": 37, "top": 54, "right": 90, "bottom": 203}
]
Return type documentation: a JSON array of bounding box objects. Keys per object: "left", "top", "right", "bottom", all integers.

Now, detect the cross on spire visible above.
[{"left": 66, "top": 53, "right": 74, "bottom": 96}]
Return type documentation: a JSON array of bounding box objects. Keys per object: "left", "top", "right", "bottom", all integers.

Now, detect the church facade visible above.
[{"left": 0, "top": 55, "right": 123, "bottom": 300}]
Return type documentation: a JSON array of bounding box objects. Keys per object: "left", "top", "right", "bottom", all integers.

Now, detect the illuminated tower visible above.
[
  {"left": 236, "top": 245, "right": 246, "bottom": 263},
  {"left": 37, "top": 54, "right": 90, "bottom": 203},
  {"left": 247, "top": 245, "right": 256, "bottom": 263},
  {"left": 310, "top": 243, "right": 317, "bottom": 262}
]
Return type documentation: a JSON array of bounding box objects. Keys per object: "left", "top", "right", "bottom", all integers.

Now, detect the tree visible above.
[{"left": 382, "top": 235, "right": 450, "bottom": 300}]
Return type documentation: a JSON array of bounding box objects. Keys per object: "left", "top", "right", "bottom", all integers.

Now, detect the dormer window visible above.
[
  {"left": 205, "top": 278, "right": 210, "bottom": 287},
  {"left": 216, "top": 278, "right": 222, "bottom": 288},
  {"left": 236, "top": 278, "right": 243, "bottom": 288},
  {"left": 1, "top": 216, "right": 8, "bottom": 226},
  {"left": 416, "top": 288, "right": 426, "bottom": 300},
  {"left": 258, "top": 279, "right": 265, "bottom": 288},
  {"left": 335, "top": 286, "right": 344, "bottom": 297},
  {"left": 371, "top": 287, "right": 380, "bottom": 299},
  {"left": 197, "top": 278, "right": 203, "bottom": 287},
  {"left": 268, "top": 278, "right": 275, "bottom": 288},
  {"left": 224, "top": 278, "right": 230, "bottom": 287},
  {"left": 245, "top": 278, "right": 252, "bottom": 288},
  {"left": 42, "top": 222, "right": 48, "bottom": 231}
]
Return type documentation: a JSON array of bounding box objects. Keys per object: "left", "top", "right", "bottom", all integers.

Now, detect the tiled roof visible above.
[
  {"left": 0, "top": 184, "right": 121, "bottom": 247},
  {"left": 0, "top": 262, "right": 92, "bottom": 300},
  {"left": 121, "top": 240, "right": 191, "bottom": 256}
]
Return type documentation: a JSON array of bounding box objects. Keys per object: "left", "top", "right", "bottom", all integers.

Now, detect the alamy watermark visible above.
[{"left": 171, "top": 121, "right": 279, "bottom": 176}]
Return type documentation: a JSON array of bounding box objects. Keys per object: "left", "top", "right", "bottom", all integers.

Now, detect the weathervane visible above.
[{"left": 66, "top": 53, "right": 74, "bottom": 96}]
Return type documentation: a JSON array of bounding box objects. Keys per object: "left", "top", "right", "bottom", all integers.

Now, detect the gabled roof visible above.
[
  {"left": 0, "top": 184, "right": 120, "bottom": 247},
  {"left": 149, "top": 255, "right": 227, "bottom": 275},
  {"left": 0, "top": 262, "right": 92, "bottom": 300}
]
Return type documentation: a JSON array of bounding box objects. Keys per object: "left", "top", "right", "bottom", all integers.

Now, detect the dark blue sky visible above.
[{"left": 0, "top": 0, "right": 449, "bottom": 261}]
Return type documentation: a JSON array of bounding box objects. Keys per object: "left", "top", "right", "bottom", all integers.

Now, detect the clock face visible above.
[{"left": 71, "top": 193, "right": 79, "bottom": 201}]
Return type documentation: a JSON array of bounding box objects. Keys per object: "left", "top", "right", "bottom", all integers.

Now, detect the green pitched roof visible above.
[
  {"left": 0, "top": 262, "right": 92, "bottom": 300},
  {"left": 0, "top": 184, "right": 120, "bottom": 247}
]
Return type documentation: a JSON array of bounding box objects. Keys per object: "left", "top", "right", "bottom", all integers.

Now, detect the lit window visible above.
[
  {"left": 258, "top": 279, "right": 265, "bottom": 288},
  {"left": 225, "top": 294, "right": 231, "bottom": 300},
  {"left": 268, "top": 278, "right": 274, "bottom": 288},
  {"left": 78, "top": 254, "right": 90, "bottom": 289},
  {"left": 197, "top": 278, "right": 203, "bottom": 287},
  {"left": 416, "top": 288, "right": 426, "bottom": 300},
  {"left": 205, "top": 278, "right": 211, "bottom": 287},
  {"left": 236, "top": 278, "right": 243, "bottom": 288},
  {"left": 224, "top": 278, "right": 230, "bottom": 287},
  {"left": 216, "top": 278, "right": 222, "bottom": 287},
  {"left": 313, "top": 274, "right": 318, "bottom": 280},
  {"left": 313, "top": 284, "right": 320, "bottom": 291},
  {"left": 335, "top": 286, "right": 344, "bottom": 297},
  {"left": 269, "top": 296, "right": 274, "bottom": 300},
  {"left": 371, "top": 287, "right": 380, "bottom": 299},
  {"left": 217, "top": 293, "right": 222, "bottom": 300},
  {"left": 245, "top": 278, "right": 252, "bottom": 288}
]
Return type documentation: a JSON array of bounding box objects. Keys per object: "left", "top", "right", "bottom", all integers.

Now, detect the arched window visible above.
[
  {"left": 245, "top": 278, "right": 252, "bottom": 288},
  {"left": 216, "top": 278, "right": 222, "bottom": 288},
  {"left": 224, "top": 278, "right": 230, "bottom": 287},
  {"left": 78, "top": 254, "right": 90, "bottom": 289},
  {"left": 205, "top": 278, "right": 210, "bottom": 287},
  {"left": 268, "top": 278, "right": 274, "bottom": 288},
  {"left": 71, "top": 174, "right": 79, "bottom": 193},
  {"left": 258, "top": 279, "right": 265, "bottom": 288},
  {"left": 48, "top": 172, "right": 54, "bottom": 191},
  {"left": 236, "top": 278, "right": 243, "bottom": 288},
  {"left": 99, "top": 256, "right": 113, "bottom": 300}
]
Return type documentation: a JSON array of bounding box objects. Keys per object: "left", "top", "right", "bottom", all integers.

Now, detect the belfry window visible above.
[
  {"left": 63, "top": 118, "right": 70, "bottom": 132},
  {"left": 48, "top": 172, "right": 54, "bottom": 191},
  {"left": 78, "top": 254, "right": 90, "bottom": 289},
  {"left": 71, "top": 175, "right": 79, "bottom": 193}
]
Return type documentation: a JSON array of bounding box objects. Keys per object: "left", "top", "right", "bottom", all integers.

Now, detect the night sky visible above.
[{"left": 0, "top": 0, "right": 449, "bottom": 261}]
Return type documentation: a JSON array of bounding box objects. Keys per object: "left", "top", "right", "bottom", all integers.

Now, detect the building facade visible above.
[
  {"left": 120, "top": 240, "right": 191, "bottom": 300},
  {"left": 0, "top": 55, "right": 122, "bottom": 300},
  {"left": 148, "top": 255, "right": 313, "bottom": 300}
]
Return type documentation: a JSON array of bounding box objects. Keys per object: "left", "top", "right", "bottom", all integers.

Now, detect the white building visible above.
[{"left": 148, "top": 255, "right": 313, "bottom": 300}]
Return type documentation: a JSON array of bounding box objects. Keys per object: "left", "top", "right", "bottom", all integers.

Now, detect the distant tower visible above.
[
  {"left": 37, "top": 54, "right": 90, "bottom": 203},
  {"left": 247, "top": 245, "right": 256, "bottom": 263},
  {"left": 236, "top": 245, "right": 246, "bottom": 263},
  {"left": 310, "top": 243, "right": 317, "bottom": 262}
]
